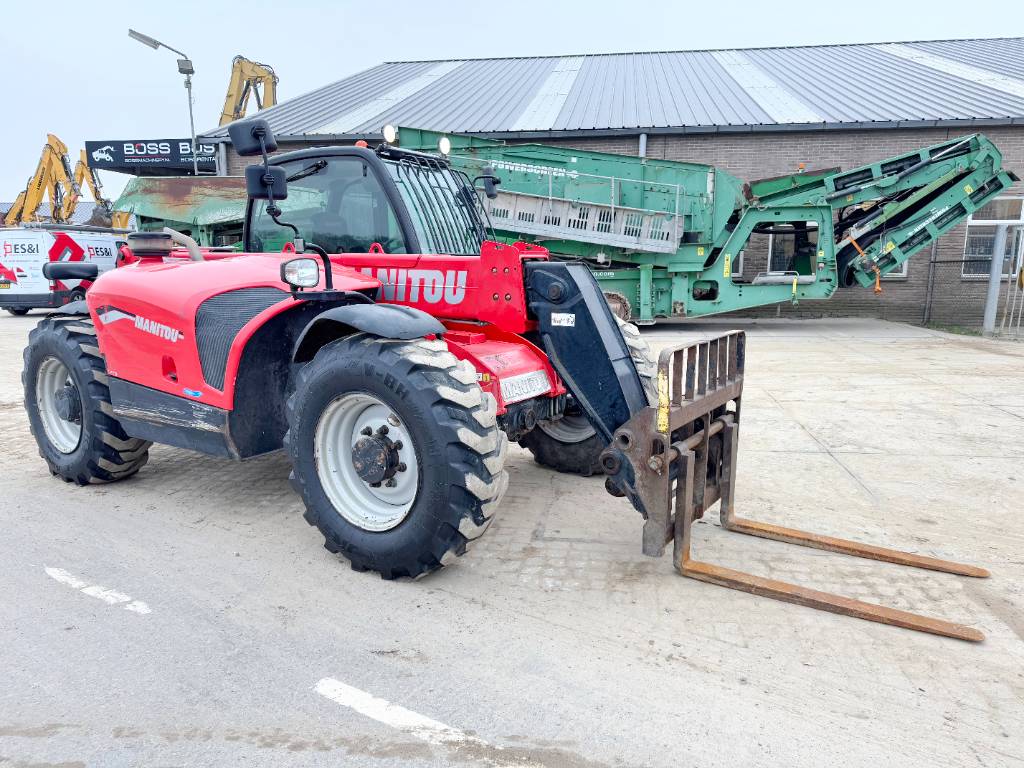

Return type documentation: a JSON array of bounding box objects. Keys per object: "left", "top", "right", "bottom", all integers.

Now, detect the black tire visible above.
[
  {"left": 69, "top": 288, "right": 86, "bottom": 303},
  {"left": 519, "top": 317, "right": 656, "bottom": 476},
  {"left": 285, "top": 334, "right": 509, "bottom": 579},
  {"left": 6, "top": 308, "right": 30, "bottom": 316},
  {"left": 23, "top": 316, "right": 151, "bottom": 484}
]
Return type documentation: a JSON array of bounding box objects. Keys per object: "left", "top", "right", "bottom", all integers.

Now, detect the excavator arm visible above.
[
  {"left": 4, "top": 134, "right": 80, "bottom": 226},
  {"left": 72, "top": 150, "right": 131, "bottom": 229},
  {"left": 219, "top": 56, "right": 278, "bottom": 126}
]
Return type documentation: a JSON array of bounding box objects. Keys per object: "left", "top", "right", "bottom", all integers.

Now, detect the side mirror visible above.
[
  {"left": 482, "top": 175, "right": 501, "bottom": 200},
  {"left": 42, "top": 262, "right": 99, "bottom": 281},
  {"left": 475, "top": 167, "right": 501, "bottom": 200},
  {"left": 228, "top": 118, "right": 278, "bottom": 157},
  {"left": 245, "top": 164, "right": 288, "bottom": 202}
]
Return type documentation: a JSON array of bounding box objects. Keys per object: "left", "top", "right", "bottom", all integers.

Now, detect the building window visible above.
[
  {"left": 885, "top": 260, "right": 908, "bottom": 279},
  {"left": 962, "top": 198, "right": 1024, "bottom": 279}
]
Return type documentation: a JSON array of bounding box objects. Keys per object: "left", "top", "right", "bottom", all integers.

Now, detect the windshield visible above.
[
  {"left": 382, "top": 154, "right": 490, "bottom": 255},
  {"left": 249, "top": 152, "right": 492, "bottom": 256},
  {"left": 249, "top": 156, "right": 409, "bottom": 254}
]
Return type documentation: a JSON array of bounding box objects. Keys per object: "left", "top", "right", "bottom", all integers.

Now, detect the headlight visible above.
[
  {"left": 281, "top": 257, "right": 320, "bottom": 289},
  {"left": 382, "top": 124, "right": 398, "bottom": 144},
  {"left": 437, "top": 136, "right": 452, "bottom": 156}
]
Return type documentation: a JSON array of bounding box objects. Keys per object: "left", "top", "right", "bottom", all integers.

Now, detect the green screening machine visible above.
[{"left": 396, "top": 127, "right": 1017, "bottom": 322}]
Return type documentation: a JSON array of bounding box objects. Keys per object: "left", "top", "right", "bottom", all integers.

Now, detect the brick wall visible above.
[
  {"left": 225, "top": 141, "right": 307, "bottom": 175},
  {"left": 223, "top": 126, "right": 1024, "bottom": 326}
]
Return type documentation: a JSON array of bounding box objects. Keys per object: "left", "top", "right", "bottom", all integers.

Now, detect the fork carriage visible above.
[{"left": 602, "top": 330, "right": 989, "bottom": 643}]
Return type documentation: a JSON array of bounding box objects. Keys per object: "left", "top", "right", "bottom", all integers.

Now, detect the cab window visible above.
[{"left": 250, "top": 156, "right": 409, "bottom": 254}]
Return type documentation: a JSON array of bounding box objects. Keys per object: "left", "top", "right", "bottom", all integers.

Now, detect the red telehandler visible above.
[{"left": 23, "top": 120, "right": 993, "bottom": 641}]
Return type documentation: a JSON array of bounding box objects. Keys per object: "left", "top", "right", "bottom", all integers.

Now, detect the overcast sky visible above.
[{"left": 1, "top": 0, "right": 1013, "bottom": 202}]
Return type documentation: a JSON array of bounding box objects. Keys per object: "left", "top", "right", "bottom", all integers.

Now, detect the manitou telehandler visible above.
[{"left": 24, "top": 119, "right": 1004, "bottom": 642}]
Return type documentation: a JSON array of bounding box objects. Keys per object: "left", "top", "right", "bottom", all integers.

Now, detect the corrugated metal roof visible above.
[
  {"left": 0, "top": 201, "right": 112, "bottom": 226},
  {"left": 203, "top": 37, "right": 1024, "bottom": 140}
]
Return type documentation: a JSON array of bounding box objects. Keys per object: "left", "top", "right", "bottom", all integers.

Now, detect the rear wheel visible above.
[
  {"left": 285, "top": 334, "right": 509, "bottom": 579},
  {"left": 6, "top": 308, "right": 29, "bottom": 316},
  {"left": 519, "top": 317, "right": 655, "bottom": 476},
  {"left": 23, "top": 317, "right": 151, "bottom": 484}
]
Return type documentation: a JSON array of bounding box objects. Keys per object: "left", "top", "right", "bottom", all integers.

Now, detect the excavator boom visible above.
[
  {"left": 219, "top": 55, "right": 278, "bottom": 126},
  {"left": 5, "top": 136, "right": 128, "bottom": 229},
  {"left": 4, "top": 134, "right": 79, "bottom": 226}
]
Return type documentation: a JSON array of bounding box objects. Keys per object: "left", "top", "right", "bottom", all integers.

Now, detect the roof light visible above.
[
  {"left": 438, "top": 136, "right": 452, "bottom": 156},
  {"left": 382, "top": 124, "right": 398, "bottom": 144}
]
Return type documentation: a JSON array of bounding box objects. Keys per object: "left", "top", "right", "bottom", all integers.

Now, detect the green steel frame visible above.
[{"left": 398, "top": 128, "right": 1017, "bottom": 322}]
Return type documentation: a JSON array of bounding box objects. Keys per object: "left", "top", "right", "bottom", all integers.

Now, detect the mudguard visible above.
[{"left": 293, "top": 303, "right": 446, "bottom": 362}]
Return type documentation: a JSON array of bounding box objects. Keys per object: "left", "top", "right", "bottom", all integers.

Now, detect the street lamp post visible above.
[{"left": 128, "top": 29, "right": 200, "bottom": 176}]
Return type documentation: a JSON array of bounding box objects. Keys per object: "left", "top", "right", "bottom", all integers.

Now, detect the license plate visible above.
[
  {"left": 0, "top": 282, "right": 10, "bottom": 289},
  {"left": 499, "top": 370, "right": 551, "bottom": 404}
]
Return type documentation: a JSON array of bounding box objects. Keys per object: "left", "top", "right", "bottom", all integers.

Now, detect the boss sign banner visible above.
[{"left": 85, "top": 139, "right": 217, "bottom": 173}]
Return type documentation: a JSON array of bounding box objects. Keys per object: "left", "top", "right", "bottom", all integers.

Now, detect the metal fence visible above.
[
  {"left": 921, "top": 228, "right": 1023, "bottom": 337},
  {"left": 998, "top": 265, "right": 1024, "bottom": 336}
]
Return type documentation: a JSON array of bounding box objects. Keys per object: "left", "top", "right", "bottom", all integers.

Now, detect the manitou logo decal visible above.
[
  {"left": 359, "top": 267, "right": 468, "bottom": 304},
  {"left": 134, "top": 316, "right": 184, "bottom": 342},
  {"left": 96, "top": 307, "right": 184, "bottom": 342}
]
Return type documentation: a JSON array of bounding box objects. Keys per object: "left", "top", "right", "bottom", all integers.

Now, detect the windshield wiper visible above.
[{"left": 287, "top": 160, "right": 328, "bottom": 182}]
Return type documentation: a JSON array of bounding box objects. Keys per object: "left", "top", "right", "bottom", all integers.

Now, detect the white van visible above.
[{"left": 0, "top": 228, "right": 123, "bottom": 315}]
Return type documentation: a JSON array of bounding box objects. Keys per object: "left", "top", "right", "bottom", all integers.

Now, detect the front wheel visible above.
[
  {"left": 519, "top": 317, "right": 655, "bottom": 476},
  {"left": 23, "top": 317, "right": 151, "bottom": 483},
  {"left": 285, "top": 334, "right": 509, "bottom": 579}
]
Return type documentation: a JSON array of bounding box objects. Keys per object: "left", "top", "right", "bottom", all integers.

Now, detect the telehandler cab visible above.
[{"left": 23, "top": 119, "right": 990, "bottom": 641}]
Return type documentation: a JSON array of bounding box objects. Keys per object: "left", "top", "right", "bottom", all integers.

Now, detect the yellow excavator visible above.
[
  {"left": 218, "top": 55, "right": 278, "bottom": 126},
  {"left": 4, "top": 135, "right": 130, "bottom": 229},
  {"left": 7, "top": 54, "right": 276, "bottom": 228}
]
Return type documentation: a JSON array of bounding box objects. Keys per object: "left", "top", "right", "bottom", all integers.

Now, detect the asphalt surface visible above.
[{"left": 1, "top": 313, "right": 1022, "bottom": 767}]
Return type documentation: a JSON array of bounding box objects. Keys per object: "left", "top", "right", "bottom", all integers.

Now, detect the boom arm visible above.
[
  {"left": 219, "top": 56, "right": 278, "bottom": 126},
  {"left": 4, "top": 134, "right": 81, "bottom": 226},
  {"left": 72, "top": 150, "right": 131, "bottom": 228}
]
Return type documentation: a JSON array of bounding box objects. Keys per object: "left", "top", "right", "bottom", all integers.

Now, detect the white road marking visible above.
[
  {"left": 315, "top": 678, "right": 474, "bottom": 746},
  {"left": 44, "top": 567, "right": 88, "bottom": 589},
  {"left": 314, "top": 678, "right": 547, "bottom": 767},
  {"left": 44, "top": 567, "right": 151, "bottom": 615}
]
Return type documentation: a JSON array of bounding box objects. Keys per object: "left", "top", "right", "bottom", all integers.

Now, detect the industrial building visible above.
[{"left": 199, "top": 37, "right": 1024, "bottom": 326}]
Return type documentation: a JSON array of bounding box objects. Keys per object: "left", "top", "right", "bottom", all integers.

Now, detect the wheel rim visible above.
[
  {"left": 35, "top": 356, "right": 82, "bottom": 454},
  {"left": 314, "top": 392, "right": 419, "bottom": 532},
  {"left": 538, "top": 410, "right": 596, "bottom": 443}
]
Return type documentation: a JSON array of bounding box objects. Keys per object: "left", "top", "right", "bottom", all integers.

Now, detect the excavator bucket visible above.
[{"left": 603, "top": 331, "right": 988, "bottom": 642}]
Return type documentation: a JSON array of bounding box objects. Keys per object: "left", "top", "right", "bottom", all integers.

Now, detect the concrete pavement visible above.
[{"left": 1, "top": 313, "right": 1022, "bottom": 767}]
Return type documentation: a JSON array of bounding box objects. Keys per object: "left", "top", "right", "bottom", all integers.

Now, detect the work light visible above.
[{"left": 281, "top": 257, "right": 320, "bottom": 289}]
